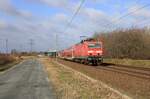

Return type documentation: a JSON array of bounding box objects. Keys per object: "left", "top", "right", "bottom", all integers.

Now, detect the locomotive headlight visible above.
[
  {"left": 99, "top": 58, "right": 102, "bottom": 60},
  {"left": 88, "top": 58, "right": 92, "bottom": 60},
  {"left": 96, "top": 51, "right": 102, "bottom": 53}
]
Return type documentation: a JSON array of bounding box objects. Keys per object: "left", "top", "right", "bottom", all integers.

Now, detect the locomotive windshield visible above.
[{"left": 88, "top": 43, "right": 101, "bottom": 48}]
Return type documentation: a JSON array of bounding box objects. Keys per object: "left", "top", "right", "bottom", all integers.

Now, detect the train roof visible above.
[{"left": 80, "top": 38, "right": 96, "bottom": 43}]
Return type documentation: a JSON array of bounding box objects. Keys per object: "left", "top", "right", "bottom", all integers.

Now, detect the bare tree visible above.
[{"left": 95, "top": 28, "right": 150, "bottom": 59}]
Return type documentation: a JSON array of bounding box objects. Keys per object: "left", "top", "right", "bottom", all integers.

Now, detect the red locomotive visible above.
[{"left": 58, "top": 38, "right": 103, "bottom": 65}]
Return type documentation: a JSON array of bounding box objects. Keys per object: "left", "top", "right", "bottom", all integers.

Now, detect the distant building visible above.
[{"left": 46, "top": 50, "right": 57, "bottom": 58}]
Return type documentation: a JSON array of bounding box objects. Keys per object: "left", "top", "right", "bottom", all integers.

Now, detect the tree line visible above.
[{"left": 94, "top": 28, "right": 150, "bottom": 59}]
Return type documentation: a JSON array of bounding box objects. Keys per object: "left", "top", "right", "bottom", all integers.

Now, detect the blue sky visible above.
[{"left": 0, "top": 0, "right": 150, "bottom": 52}]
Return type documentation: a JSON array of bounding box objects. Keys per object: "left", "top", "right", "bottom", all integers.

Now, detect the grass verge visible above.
[
  {"left": 40, "top": 58, "right": 130, "bottom": 99},
  {"left": 104, "top": 59, "right": 150, "bottom": 68}
]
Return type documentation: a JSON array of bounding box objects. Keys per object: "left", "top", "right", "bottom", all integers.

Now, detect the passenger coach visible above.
[{"left": 59, "top": 38, "right": 103, "bottom": 65}]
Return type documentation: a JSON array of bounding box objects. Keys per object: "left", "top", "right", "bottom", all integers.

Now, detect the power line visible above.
[
  {"left": 5, "top": 39, "right": 8, "bottom": 54},
  {"left": 64, "top": 0, "right": 85, "bottom": 33},
  {"left": 78, "top": 0, "right": 148, "bottom": 33},
  {"left": 19, "top": 44, "right": 23, "bottom": 52},
  {"left": 117, "top": 4, "right": 150, "bottom": 21},
  {"left": 0, "top": 39, "right": 2, "bottom": 53},
  {"left": 54, "top": 0, "right": 85, "bottom": 52},
  {"left": 0, "top": 39, "right": 8, "bottom": 54},
  {"left": 105, "top": 3, "right": 150, "bottom": 31},
  {"left": 29, "top": 39, "right": 34, "bottom": 53},
  {"left": 55, "top": 33, "right": 58, "bottom": 61}
]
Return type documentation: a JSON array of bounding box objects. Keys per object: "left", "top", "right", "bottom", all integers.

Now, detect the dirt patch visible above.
[{"left": 40, "top": 58, "right": 130, "bottom": 99}]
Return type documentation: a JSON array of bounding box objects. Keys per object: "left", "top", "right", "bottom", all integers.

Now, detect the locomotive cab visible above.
[
  {"left": 86, "top": 41, "right": 103, "bottom": 65},
  {"left": 88, "top": 42, "right": 102, "bottom": 56}
]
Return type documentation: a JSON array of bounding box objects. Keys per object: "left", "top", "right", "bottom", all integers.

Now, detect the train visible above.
[{"left": 58, "top": 38, "right": 103, "bottom": 65}]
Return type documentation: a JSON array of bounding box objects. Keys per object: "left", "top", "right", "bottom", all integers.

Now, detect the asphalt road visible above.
[{"left": 0, "top": 59, "right": 56, "bottom": 99}]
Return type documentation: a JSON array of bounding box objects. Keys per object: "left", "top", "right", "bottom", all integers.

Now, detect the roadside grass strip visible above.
[
  {"left": 104, "top": 59, "right": 150, "bottom": 68},
  {"left": 0, "top": 59, "right": 25, "bottom": 75},
  {"left": 41, "top": 58, "right": 131, "bottom": 99},
  {"left": 0, "top": 60, "right": 21, "bottom": 72}
]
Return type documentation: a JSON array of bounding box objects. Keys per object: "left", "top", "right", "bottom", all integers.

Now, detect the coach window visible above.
[{"left": 88, "top": 43, "right": 101, "bottom": 48}]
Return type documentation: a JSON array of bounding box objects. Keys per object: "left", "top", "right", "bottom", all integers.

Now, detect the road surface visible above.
[{"left": 0, "top": 59, "right": 56, "bottom": 99}]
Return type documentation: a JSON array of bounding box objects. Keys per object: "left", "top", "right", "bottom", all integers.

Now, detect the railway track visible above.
[
  {"left": 58, "top": 58, "right": 150, "bottom": 79},
  {"left": 97, "top": 64, "right": 150, "bottom": 79}
]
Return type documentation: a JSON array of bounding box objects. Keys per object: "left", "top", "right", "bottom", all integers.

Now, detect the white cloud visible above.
[
  {"left": 0, "top": 0, "right": 33, "bottom": 19},
  {"left": 0, "top": 0, "right": 115, "bottom": 51},
  {"left": 18, "top": 10, "right": 33, "bottom": 18},
  {"left": 82, "top": 7, "right": 105, "bottom": 20},
  {"left": 67, "top": 7, "right": 114, "bottom": 32},
  {"left": 122, "top": 5, "right": 150, "bottom": 27},
  {"left": 39, "top": 0, "right": 69, "bottom": 8},
  {"left": 0, "top": 0, "right": 14, "bottom": 13},
  {"left": 0, "top": 20, "right": 7, "bottom": 29},
  {"left": 26, "top": 0, "right": 72, "bottom": 9},
  {"left": 129, "top": 5, "right": 150, "bottom": 19},
  {"left": 1, "top": 0, "right": 150, "bottom": 51}
]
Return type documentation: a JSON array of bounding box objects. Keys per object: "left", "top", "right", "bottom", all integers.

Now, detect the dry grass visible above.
[
  {"left": 0, "top": 54, "right": 21, "bottom": 71},
  {"left": 40, "top": 58, "right": 130, "bottom": 99},
  {"left": 0, "top": 55, "right": 15, "bottom": 65},
  {"left": 104, "top": 59, "right": 150, "bottom": 68}
]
